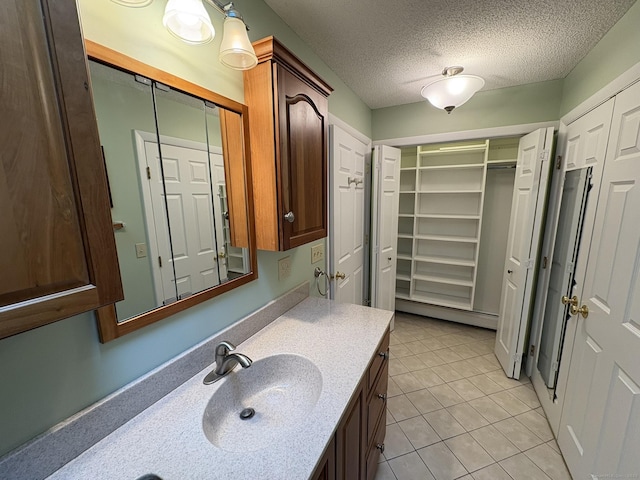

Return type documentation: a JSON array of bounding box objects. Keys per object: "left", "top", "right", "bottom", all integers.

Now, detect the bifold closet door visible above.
[{"left": 495, "top": 127, "right": 554, "bottom": 378}]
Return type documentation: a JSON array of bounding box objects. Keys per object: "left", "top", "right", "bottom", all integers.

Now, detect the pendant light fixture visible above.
[
  {"left": 421, "top": 66, "right": 484, "bottom": 114},
  {"left": 111, "top": 0, "right": 257, "bottom": 69}
]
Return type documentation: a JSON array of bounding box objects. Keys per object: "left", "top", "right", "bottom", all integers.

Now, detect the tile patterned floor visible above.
[{"left": 375, "top": 312, "right": 573, "bottom": 480}]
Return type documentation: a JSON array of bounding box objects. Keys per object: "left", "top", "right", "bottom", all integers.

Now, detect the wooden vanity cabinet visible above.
[
  {"left": 243, "top": 36, "right": 333, "bottom": 251},
  {"left": 312, "top": 329, "right": 390, "bottom": 480},
  {"left": 0, "top": 0, "right": 123, "bottom": 339}
]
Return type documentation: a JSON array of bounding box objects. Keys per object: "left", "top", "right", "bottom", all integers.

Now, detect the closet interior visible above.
[{"left": 395, "top": 137, "right": 520, "bottom": 328}]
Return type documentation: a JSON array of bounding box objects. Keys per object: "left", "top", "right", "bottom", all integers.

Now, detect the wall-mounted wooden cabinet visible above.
[
  {"left": 0, "top": 0, "right": 123, "bottom": 339},
  {"left": 243, "top": 36, "right": 333, "bottom": 251}
]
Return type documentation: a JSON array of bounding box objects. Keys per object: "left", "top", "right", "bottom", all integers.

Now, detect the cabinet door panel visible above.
[
  {"left": 279, "top": 68, "right": 328, "bottom": 249},
  {"left": 0, "top": 0, "right": 122, "bottom": 338}
]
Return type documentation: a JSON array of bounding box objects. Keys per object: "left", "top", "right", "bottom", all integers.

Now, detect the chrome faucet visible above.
[{"left": 204, "top": 341, "right": 252, "bottom": 385}]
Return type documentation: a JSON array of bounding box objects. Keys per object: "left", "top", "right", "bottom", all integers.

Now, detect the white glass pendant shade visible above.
[
  {"left": 219, "top": 17, "right": 258, "bottom": 70},
  {"left": 111, "top": 0, "right": 153, "bottom": 7},
  {"left": 421, "top": 75, "right": 485, "bottom": 113},
  {"left": 163, "top": 0, "right": 215, "bottom": 45}
]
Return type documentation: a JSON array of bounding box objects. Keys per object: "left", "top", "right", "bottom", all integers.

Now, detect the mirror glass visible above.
[
  {"left": 89, "top": 60, "right": 251, "bottom": 324},
  {"left": 537, "top": 167, "right": 592, "bottom": 389}
]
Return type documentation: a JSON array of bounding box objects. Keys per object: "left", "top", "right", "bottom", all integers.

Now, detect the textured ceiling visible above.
[{"left": 264, "top": 0, "right": 637, "bottom": 109}]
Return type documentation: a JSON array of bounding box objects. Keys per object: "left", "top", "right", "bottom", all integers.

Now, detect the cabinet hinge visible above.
[
  {"left": 134, "top": 75, "right": 152, "bottom": 86},
  {"left": 530, "top": 345, "right": 535, "bottom": 356},
  {"left": 154, "top": 82, "right": 170, "bottom": 92},
  {"left": 158, "top": 256, "right": 162, "bottom": 267},
  {"left": 556, "top": 155, "right": 563, "bottom": 170},
  {"left": 146, "top": 166, "right": 151, "bottom": 180},
  {"left": 542, "top": 256, "right": 548, "bottom": 269}
]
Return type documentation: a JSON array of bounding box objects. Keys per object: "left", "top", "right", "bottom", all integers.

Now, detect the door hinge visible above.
[
  {"left": 365, "top": 234, "right": 369, "bottom": 246},
  {"left": 146, "top": 166, "right": 151, "bottom": 180},
  {"left": 567, "top": 261, "right": 574, "bottom": 274},
  {"left": 539, "top": 150, "right": 549, "bottom": 161},
  {"left": 542, "top": 256, "right": 548, "bottom": 269},
  {"left": 552, "top": 361, "right": 559, "bottom": 373},
  {"left": 365, "top": 299, "right": 371, "bottom": 306},
  {"left": 556, "top": 155, "right": 563, "bottom": 170},
  {"left": 525, "top": 258, "right": 535, "bottom": 269},
  {"left": 530, "top": 345, "right": 535, "bottom": 356},
  {"left": 158, "top": 256, "right": 162, "bottom": 267},
  {"left": 134, "top": 75, "right": 152, "bottom": 86}
]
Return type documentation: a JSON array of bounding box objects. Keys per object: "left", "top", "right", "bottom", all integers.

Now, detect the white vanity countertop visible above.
[{"left": 47, "top": 297, "right": 393, "bottom": 480}]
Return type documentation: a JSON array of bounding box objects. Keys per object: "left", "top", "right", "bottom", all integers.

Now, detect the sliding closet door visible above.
[{"left": 495, "top": 127, "right": 554, "bottom": 378}]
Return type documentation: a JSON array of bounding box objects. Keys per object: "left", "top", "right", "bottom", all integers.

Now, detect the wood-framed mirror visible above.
[{"left": 86, "top": 41, "right": 257, "bottom": 343}]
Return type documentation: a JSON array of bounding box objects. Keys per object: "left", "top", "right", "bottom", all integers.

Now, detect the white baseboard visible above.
[{"left": 396, "top": 298, "right": 498, "bottom": 330}]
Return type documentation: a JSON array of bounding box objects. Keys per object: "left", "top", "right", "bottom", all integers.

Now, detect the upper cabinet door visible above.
[
  {"left": 0, "top": 0, "right": 122, "bottom": 339},
  {"left": 244, "top": 36, "right": 333, "bottom": 251}
]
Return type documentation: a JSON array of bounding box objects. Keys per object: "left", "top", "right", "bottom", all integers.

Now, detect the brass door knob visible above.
[
  {"left": 334, "top": 271, "right": 346, "bottom": 280},
  {"left": 571, "top": 304, "right": 589, "bottom": 319},
  {"left": 562, "top": 295, "right": 578, "bottom": 306}
]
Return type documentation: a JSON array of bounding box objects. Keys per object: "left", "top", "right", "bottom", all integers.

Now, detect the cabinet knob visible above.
[
  {"left": 377, "top": 393, "right": 387, "bottom": 401},
  {"left": 378, "top": 351, "right": 388, "bottom": 360},
  {"left": 376, "top": 443, "right": 385, "bottom": 453},
  {"left": 284, "top": 211, "right": 295, "bottom": 223}
]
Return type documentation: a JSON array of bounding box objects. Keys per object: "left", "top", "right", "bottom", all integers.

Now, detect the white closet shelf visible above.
[
  {"left": 487, "top": 158, "right": 517, "bottom": 165},
  {"left": 413, "top": 255, "right": 476, "bottom": 267},
  {"left": 398, "top": 214, "right": 415, "bottom": 218},
  {"left": 414, "top": 214, "right": 480, "bottom": 220},
  {"left": 412, "top": 273, "right": 473, "bottom": 287},
  {"left": 397, "top": 254, "right": 413, "bottom": 261},
  {"left": 413, "top": 234, "right": 478, "bottom": 243},
  {"left": 396, "top": 274, "right": 411, "bottom": 281},
  {"left": 417, "top": 189, "right": 483, "bottom": 194},
  {"left": 399, "top": 190, "right": 416, "bottom": 194},
  {"left": 400, "top": 166, "right": 417, "bottom": 170},
  {"left": 418, "top": 164, "right": 485, "bottom": 170},
  {"left": 410, "top": 291, "right": 472, "bottom": 310},
  {"left": 397, "top": 234, "right": 413, "bottom": 239},
  {"left": 396, "top": 291, "right": 411, "bottom": 300},
  {"left": 418, "top": 146, "right": 486, "bottom": 155}
]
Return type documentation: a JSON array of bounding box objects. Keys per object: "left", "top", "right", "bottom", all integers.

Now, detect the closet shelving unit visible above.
[{"left": 396, "top": 141, "right": 489, "bottom": 310}]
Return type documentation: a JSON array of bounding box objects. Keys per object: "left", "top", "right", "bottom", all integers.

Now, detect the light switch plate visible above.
[
  {"left": 311, "top": 244, "right": 324, "bottom": 264},
  {"left": 278, "top": 256, "right": 291, "bottom": 280},
  {"left": 135, "top": 243, "right": 147, "bottom": 258}
]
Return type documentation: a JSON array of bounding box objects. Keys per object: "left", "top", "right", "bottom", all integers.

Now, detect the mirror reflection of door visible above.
[
  {"left": 88, "top": 60, "right": 249, "bottom": 323},
  {"left": 537, "top": 167, "right": 592, "bottom": 389}
]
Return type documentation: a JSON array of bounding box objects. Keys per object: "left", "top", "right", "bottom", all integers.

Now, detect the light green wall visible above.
[
  {"left": 560, "top": 0, "right": 640, "bottom": 115},
  {"left": 372, "top": 79, "right": 563, "bottom": 141}
]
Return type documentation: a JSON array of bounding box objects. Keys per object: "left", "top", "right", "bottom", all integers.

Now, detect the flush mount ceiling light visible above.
[
  {"left": 420, "top": 66, "right": 485, "bottom": 114},
  {"left": 112, "top": 0, "right": 257, "bottom": 69}
]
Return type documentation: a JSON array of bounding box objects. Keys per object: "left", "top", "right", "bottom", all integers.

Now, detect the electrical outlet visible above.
[
  {"left": 278, "top": 256, "right": 291, "bottom": 281},
  {"left": 135, "top": 243, "right": 147, "bottom": 258},
  {"left": 311, "top": 244, "right": 324, "bottom": 264}
]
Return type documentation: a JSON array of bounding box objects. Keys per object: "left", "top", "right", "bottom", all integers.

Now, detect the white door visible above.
[
  {"left": 537, "top": 167, "right": 591, "bottom": 387},
  {"left": 371, "top": 145, "right": 401, "bottom": 311},
  {"left": 558, "top": 80, "right": 640, "bottom": 479},
  {"left": 210, "top": 149, "right": 229, "bottom": 281},
  {"left": 329, "top": 125, "right": 368, "bottom": 304},
  {"left": 495, "top": 127, "right": 554, "bottom": 378}
]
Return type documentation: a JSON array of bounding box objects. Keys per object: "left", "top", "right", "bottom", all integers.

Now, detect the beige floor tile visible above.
[
  {"left": 412, "top": 368, "right": 446, "bottom": 388},
  {"left": 387, "top": 394, "right": 421, "bottom": 421},
  {"left": 480, "top": 353, "right": 501, "bottom": 369},
  {"left": 467, "top": 396, "right": 511, "bottom": 423},
  {"left": 387, "top": 408, "right": 396, "bottom": 425},
  {"left": 428, "top": 384, "right": 465, "bottom": 407},
  {"left": 467, "top": 374, "right": 505, "bottom": 395},
  {"left": 515, "top": 411, "right": 554, "bottom": 442},
  {"left": 405, "top": 340, "right": 432, "bottom": 355},
  {"left": 374, "top": 461, "right": 397, "bottom": 480},
  {"left": 384, "top": 423, "right": 416, "bottom": 460},
  {"left": 406, "top": 389, "right": 443, "bottom": 414},
  {"left": 489, "top": 390, "right": 531, "bottom": 416},
  {"left": 418, "top": 442, "right": 468, "bottom": 480},
  {"left": 388, "top": 452, "right": 435, "bottom": 480},
  {"left": 389, "top": 358, "right": 409, "bottom": 376},
  {"left": 445, "top": 433, "right": 494, "bottom": 472},
  {"left": 448, "top": 379, "right": 486, "bottom": 401},
  {"left": 450, "top": 360, "right": 483, "bottom": 378},
  {"left": 391, "top": 344, "right": 413, "bottom": 358},
  {"left": 470, "top": 425, "right": 519, "bottom": 462},
  {"left": 398, "top": 416, "right": 441, "bottom": 449},
  {"left": 421, "top": 337, "right": 446, "bottom": 350},
  {"left": 493, "top": 418, "right": 544, "bottom": 451},
  {"left": 394, "top": 372, "right": 427, "bottom": 393},
  {"left": 389, "top": 333, "right": 402, "bottom": 346},
  {"left": 439, "top": 334, "right": 469, "bottom": 347},
  {"left": 416, "top": 351, "right": 447, "bottom": 367},
  {"left": 388, "top": 376, "right": 403, "bottom": 397},
  {"left": 500, "top": 452, "right": 552, "bottom": 480},
  {"left": 458, "top": 476, "right": 474, "bottom": 480},
  {"left": 434, "top": 348, "right": 464, "bottom": 363},
  {"left": 546, "top": 439, "right": 561, "bottom": 454},
  {"left": 471, "top": 463, "right": 513, "bottom": 480},
  {"left": 399, "top": 355, "right": 429, "bottom": 372},
  {"left": 447, "top": 403, "right": 490, "bottom": 431},
  {"left": 448, "top": 344, "right": 479, "bottom": 360},
  {"left": 424, "top": 409, "right": 466, "bottom": 439},
  {"left": 431, "top": 364, "right": 465, "bottom": 382},
  {"left": 473, "top": 356, "right": 500, "bottom": 374},
  {"left": 509, "top": 385, "right": 541, "bottom": 409},
  {"left": 524, "top": 444, "right": 571, "bottom": 480}
]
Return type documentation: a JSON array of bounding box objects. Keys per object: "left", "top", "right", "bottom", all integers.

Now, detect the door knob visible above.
[
  {"left": 562, "top": 295, "right": 578, "bottom": 306},
  {"left": 571, "top": 304, "right": 589, "bottom": 319},
  {"left": 333, "top": 271, "right": 346, "bottom": 280},
  {"left": 284, "top": 211, "right": 295, "bottom": 223}
]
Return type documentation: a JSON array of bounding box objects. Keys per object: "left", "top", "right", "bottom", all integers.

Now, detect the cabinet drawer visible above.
[
  {"left": 365, "top": 415, "right": 387, "bottom": 480},
  {"left": 368, "top": 330, "right": 390, "bottom": 392},
  {"left": 367, "top": 362, "right": 389, "bottom": 445}
]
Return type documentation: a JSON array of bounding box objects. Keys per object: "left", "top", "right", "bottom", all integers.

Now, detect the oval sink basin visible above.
[{"left": 202, "top": 353, "right": 323, "bottom": 452}]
